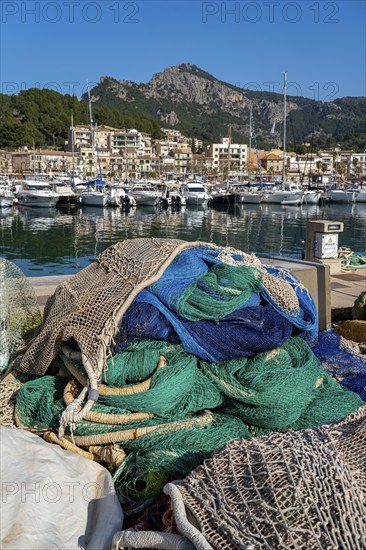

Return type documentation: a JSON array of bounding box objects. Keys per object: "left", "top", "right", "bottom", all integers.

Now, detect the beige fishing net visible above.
[
  {"left": 165, "top": 404, "right": 366, "bottom": 550},
  {"left": 6, "top": 238, "right": 303, "bottom": 436},
  {"left": 9, "top": 239, "right": 202, "bottom": 380},
  {"left": 0, "top": 258, "right": 41, "bottom": 372}
]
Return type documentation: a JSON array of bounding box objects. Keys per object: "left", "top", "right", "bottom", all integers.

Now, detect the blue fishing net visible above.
[
  {"left": 117, "top": 293, "right": 293, "bottom": 362},
  {"left": 311, "top": 329, "right": 366, "bottom": 401},
  {"left": 114, "top": 246, "right": 318, "bottom": 361},
  {"left": 263, "top": 266, "right": 318, "bottom": 340}
]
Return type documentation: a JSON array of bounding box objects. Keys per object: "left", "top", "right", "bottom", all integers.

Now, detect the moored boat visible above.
[
  {"left": 79, "top": 179, "right": 108, "bottom": 207},
  {"left": 0, "top": 185, "right": 14, "bottom": 208},
  {"left": 130, "top": 181, "right": 162, "bottom": 206},
  {"left": 181, "top": 180, "right": 210, "bottom": 205},
  {"left": 17, "top": 181, "right": 59, "bottom": 208}
]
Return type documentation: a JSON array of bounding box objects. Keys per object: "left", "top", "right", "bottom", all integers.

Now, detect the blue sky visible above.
[{"left": 1, "top": 0, "right": 365, "bottom": 100}]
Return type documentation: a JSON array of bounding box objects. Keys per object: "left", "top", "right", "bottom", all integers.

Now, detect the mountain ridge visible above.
[{"left": 87, "top": 63, "right": 365, "bottom": 150}]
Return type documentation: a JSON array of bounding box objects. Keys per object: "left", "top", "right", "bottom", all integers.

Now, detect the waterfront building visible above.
[
  {"left": 169, "top": 148, "right": 193, "bottom": 176},
  {"left": 207, "top": 138, "right": 248, "bottom": 178},
  {"left": 0, "top": 150, "right": 13, "bottom": 175},
  {"left": 349, "top": 152, "right": 366, "bottom": 178},
  {"left": 12, "top": 150, "right": 74, "bottom": 176}
]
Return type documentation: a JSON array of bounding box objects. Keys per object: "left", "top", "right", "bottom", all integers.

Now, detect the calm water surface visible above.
[{"left": 1, "top": 202, "right": 365, "bottom": 276}]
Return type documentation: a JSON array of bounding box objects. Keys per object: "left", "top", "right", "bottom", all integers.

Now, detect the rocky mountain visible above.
[{"left": 88, "top": 64, "right": 366, "bottom": 150}]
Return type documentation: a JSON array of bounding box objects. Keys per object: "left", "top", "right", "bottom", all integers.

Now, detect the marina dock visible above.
[{"left": 29, "top": 261, "right": 366, "bottom": 323}]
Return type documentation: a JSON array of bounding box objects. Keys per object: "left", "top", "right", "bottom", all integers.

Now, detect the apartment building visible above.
[
  {"left": 349, "top": 153, "right": 366, "bottom": 178},
  {"left": 207, "top": 138, "right": 248, "bottom": 176},
  {"left": 169, "top": 148, "right": 193, "bottom": 175},
  {"left": 0, "top": 150, "right": 13, "bottom": 174},
  {"left": 12, "top": 150, "right": 74, "bottom": 175}
]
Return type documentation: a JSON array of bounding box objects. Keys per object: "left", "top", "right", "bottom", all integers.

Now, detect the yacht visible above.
[
  {"left": 160, "top": 184, "right": 186, "bottom": 208},
  {"left": 302, "top": 189, "right": 321, "bottom": 205},
  {"left": 107, "top": 184, "right": 136, "bottom": 208},
  {"left": 17, "top": 181, "right": 59, "bottom": 208},
  {"left": 51, "top": 179, "right": 78, "bottom": 208},
  {"left": 78, "top": 179, "right": 107, "bottom": 207},
  {"left": 329, "top": 188, "right": 355, "bottom": 203},
  {"left": 260, "top": 183, "right": 303, "bottom": 205},
  {"left": 181, "top": 180, "right": 210, "bottom": 205},
  {"left": 261, "top": 75, "right": 302, "bottom": 207},
  {"left": 354, "top": 187, "right": 366, "bottom": 203},
  {"left": 130, "top": 181, "right": 162, "bottom": 206},
  {"left": 0, "top": 185, "right": 15, "bottom": 208}
]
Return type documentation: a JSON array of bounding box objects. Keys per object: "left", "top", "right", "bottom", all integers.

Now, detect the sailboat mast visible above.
[
  {"left": 227, "top": 124, "right": 231, "bottom": 186},
  {"left": 71, "top": 112, "right": 75, "bottom": 186},
  {"left": 248, "top": 107, "right": 252, "bottom": 179},
  {"left": 282, "top": 72, "right": 287, "bottom": 184},
  {"left": 87, "top": 85, "right": 95, "bottom": 176}
]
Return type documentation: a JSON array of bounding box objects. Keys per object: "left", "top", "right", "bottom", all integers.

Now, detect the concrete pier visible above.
[{"left": 28, "top": 262, "right": 366, "bottom": 327}]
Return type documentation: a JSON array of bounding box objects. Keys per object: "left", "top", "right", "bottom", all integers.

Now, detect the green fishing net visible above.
[
  {"left": 0, "top": 259, "right": 42, "bottom": 372},
  {"left": 15, "top": 337, "right": 363, "bottom": 514},
  {"left": 177, "top": 263, "right": 262, "bottom": 321}
]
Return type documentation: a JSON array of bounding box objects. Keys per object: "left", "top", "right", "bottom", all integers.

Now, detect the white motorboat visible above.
[
  {"left": 160, "top": 184, "right": 186, "bottom": 208},
  {"left": 0, "top": 185, "right": 14, "bottom": 208},
  {"left": 131, "top": 182, "right": 162, "bottom": 206},
  {"left": 17, "top": 181, "right": 59, "bottom": 208},
  {"left": 302, "top": 190, "right": 321, "bottom": 204},
  {"left": 329, "top": 189, "right": 355, "bottom": 203},
  {"left": 261, "top": 183, "right": 303, "bottom": 205},
  {"left": 354, "top": 189, "right": 366, "bottom": 202},
  {"left": 181, "top": 181, "right": 210, "bottom": 205},
  {"left": 107, "top": 184, "right": 136, "bottom": 208},
  {"left": 79, "top": 179, "right": 107, "bottom": 207},
  {"left": 51, "top": 180, "right": 78, "bottom": 207}
]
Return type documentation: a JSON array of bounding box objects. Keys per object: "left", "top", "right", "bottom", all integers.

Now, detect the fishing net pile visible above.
[
  {"left": 2, "top": 239, "right": 364, "bottom": 529},
  {"left": 125, "top": 405, "right": 364, "bottom": 550},
  {"left": 0, "top": 258, "right": 42, "bottom": 373},
  {"left": 312, "top": 329, "right": 366, "bottom": 400}
]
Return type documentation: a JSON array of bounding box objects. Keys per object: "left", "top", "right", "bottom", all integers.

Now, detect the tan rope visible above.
[
  {"left": 64, "top": 410, "right": 214, "bottom": 446},
  {"left": 63, "top": 379, "right": 154, "bottom": 425},
  {"left": 43, "top": 430, "right": 97, "bottom": 461},
  {"left": 44, "top": 432, "right": 126, "bottom": 468},
  {"left": 61, "top": 349, "right": 167, "bottom": 395},
  {"left": 88, "top": 444, "right": 126, "bottom": 468}
]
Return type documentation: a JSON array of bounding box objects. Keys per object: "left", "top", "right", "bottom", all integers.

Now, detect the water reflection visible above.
[{"left": 0, "top": 202, "right": 364, "bottom": 276}]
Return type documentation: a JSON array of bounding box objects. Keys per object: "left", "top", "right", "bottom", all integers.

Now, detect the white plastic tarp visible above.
[{"left": 0, "top": 426, "right": 123, "bottom": 549}]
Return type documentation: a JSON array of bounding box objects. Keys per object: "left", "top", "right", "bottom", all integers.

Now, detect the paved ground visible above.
[
  {"left": 330, "top": 271, "right": 366, "bottom": 310},
  {"left": 28, "top": 269, "right": 366, "bottom": 314}
]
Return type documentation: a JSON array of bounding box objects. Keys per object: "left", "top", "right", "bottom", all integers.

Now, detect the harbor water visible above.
[{"left": 0, "top": 202, "right": 365, "bottom": 276}]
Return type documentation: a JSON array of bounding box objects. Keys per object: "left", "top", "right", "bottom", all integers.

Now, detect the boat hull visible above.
[
  {"left": 302, "top": 191, "right": 321, "bottom": 205},
  {"left": 132, "top": 193, "right": 161, "bottom": 206},
  {"left": 0, "top": 197, "right": 13, "bottom": 208},
  {"left": 261, "top": 191, "right": 303, "bottom": 205},
  {"left": 329, "top": 190, "right": 355, "bottom": 203},
  {"left": 186, "top": 195, "right": 208, "bottom": 205},
  {"left": 209, "top": 193, "right": 237, "bottom": 205},
  {"left": 240, "top": 193, "right": 261, "bottom": 204},
  {"left": 354, "top": 191, "right": 366, "bottom": 203},
  {"left": 17, "top": 193, "right": 59, "bottom": 208},
  {"left": 79, "top": 192, "right": 107, "bottom": 207}
]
